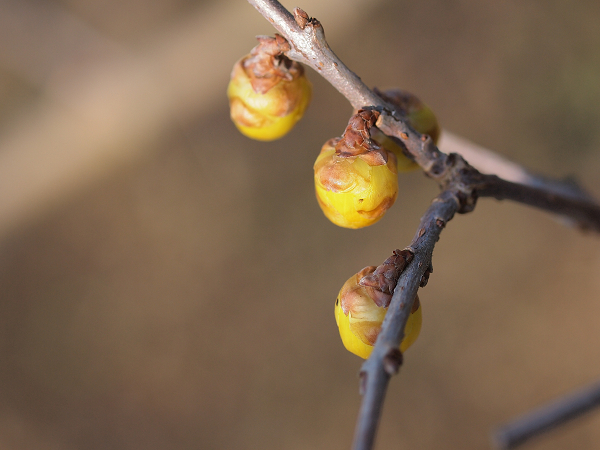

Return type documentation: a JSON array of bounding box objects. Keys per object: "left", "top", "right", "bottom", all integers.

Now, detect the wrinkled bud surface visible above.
[
  {"left": 227, "top": 35, "right": 312, "bottom": 141},
  {"left": 334, "top": 266, "right": 422, "bottom": 359},
  {"left": 370, "top": 88, "right": 441, "bottom": 171},
  {"left": 359, "top": 249, "right": 414, "bottom": 298},
  {"left": 314, "top": 111, "right": 398, "bottom": 229}
]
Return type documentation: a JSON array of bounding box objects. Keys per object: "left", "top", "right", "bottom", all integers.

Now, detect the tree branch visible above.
[
  {"left": 246, "top": 1, "right": 600, "bottom": 449},
  {"left": 248, "top": 0, "right": 600, "bottom": 227},
  {"left": 493, "top": 380, "right": 600, "bottom": 449},
  {"left": 475, "top": 175, "right": 600, "bottom": 231}
]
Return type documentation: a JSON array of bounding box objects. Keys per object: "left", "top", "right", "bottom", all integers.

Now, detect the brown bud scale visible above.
[
  {"left": 333, "top": 110, "right": 393, "bottom": 167},
  {"left": 241, "top": 35, "right": 303, "bottom": 94},
  {"left": 359, "top": 249, "right": 414, "bottom": 306}
]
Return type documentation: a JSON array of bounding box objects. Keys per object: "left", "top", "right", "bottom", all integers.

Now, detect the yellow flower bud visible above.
[
  {"left": 314, "top": 111, "right": 398, "bottom": 229},
  {"left": 334, "top": 265, "right": 422, "bottom": 359},
  {"left": 371, "top": 88, "right": 441, "bottom": 171},
  {"left": 227, "top": 35, "right": 312, "bottom": 141}
]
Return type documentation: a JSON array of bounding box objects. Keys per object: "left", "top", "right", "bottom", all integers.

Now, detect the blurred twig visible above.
[
  {"left": 493, "top": 380, "right": 600, "bottom": 450},
  {"left": 439, "top": 131, "right": 597, "bottom": 203},
  {"left": 0, "top": 0, "right": 255, "bottom": 238},
  {"left": 0, "top": 0, "right": 124, "bottom": 87}
]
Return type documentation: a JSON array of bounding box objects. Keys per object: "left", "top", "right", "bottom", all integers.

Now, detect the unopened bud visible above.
[
  {"left": 314, "top": 111, "right": 398, "bottom": 229},
  {"left": 334, "top": 265, "right": 422, "bottom": 359},
  {"left": 227, "top": 35, "right": 312, "bottom": 141}
]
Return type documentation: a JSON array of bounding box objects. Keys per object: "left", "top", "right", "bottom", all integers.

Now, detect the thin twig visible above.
[
  {"left": 354, "top": 190, "right": 458, "bottom": 450},
  {"left": 475, "top": 174, "right": 600, "bottom": 231},
  {"left": 493, "top": 380, "right": 600, "bottom": 449},
  {"left": 439, "top": 132, "right": 596, "bottom": 203}
]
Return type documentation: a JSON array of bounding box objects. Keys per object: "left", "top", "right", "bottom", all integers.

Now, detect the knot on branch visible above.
[
  {"left": 438, "top": 153, "right": 480, "bottom": 213},
  {"left": 425, "top": 147, "right": 480, "bottom": 213},
  {"left": 383, "top": 348, "right": 403, "bottom": 375},
  {"left": 358, "top": 371, "right": 368, "bottom": 395}
]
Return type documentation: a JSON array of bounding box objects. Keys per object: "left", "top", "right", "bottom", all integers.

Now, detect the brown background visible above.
[{"left": 1, "top": 0, "right": 600, "bottom": 449}]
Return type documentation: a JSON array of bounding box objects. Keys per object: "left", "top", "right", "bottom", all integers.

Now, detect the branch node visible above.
[
  {"left": 383, "top": 348, "right": 403, "bottom": 375},
  {"left": 455, "top": 190, "right": 478, "bottom": 214},
  {"left": 432, "top": 153, "right": 480, "bottom": 213},
  {"left": 359, "top": 371, "right": 368, "bottom": 395}
]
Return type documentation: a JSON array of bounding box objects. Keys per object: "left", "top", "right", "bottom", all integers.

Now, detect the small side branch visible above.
[
  {"left": 475, "top": 175, "right": 600, "bottom": 232},
  {"left": 439, "top": 132, "right": 596, "bottom": 203},
  {"left": 353, "top": 190, "right": 459, "bottom": 450},
  {"left": 493, "top": 380, "right": 600, "bottom": 449}
]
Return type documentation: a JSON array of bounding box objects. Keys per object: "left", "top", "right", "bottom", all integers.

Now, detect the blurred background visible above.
[{"left": 1, "top": 0, "right": 600, "bottom": 449}]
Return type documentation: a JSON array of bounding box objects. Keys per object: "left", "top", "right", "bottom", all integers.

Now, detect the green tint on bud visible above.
[
  {"left": 227, "top": 34, "right": 312, "bottom": 141},
  {"left": 314, "top": 110, "right": 398, "bottom": 229}
]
